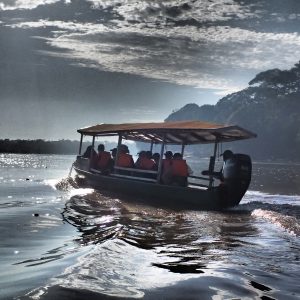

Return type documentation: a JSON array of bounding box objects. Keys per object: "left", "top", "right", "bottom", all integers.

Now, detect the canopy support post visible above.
[
  {"left": 89, "top": 135, "right": 95, "bottom": 170},
  {"left": 208, "top": 139, "right": 218, "bottom": 189},
  {"left": 79, "top": 134, "right": 83, "bottom": 155},
  {"left": 115, "top": 133, "right": 122, "bottom": 171},
  {"left": 150, "top": 141, "right": 154, "bottom": 153},
  {"left": 157, "top": 136, "right": 166, "bottom": 183},
  {"left": 181, "top": 143, "right": 185, "bottom": 156}
]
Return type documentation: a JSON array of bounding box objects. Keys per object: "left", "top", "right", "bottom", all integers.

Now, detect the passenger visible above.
[
  {"left": 152, "top": 152, "right": 160, "bottom": 170},
  {"left": 135, "top": 150, "right": 156, "bottom": 170},
  {"left": 146, "top": 151, "right": 153, "bottom": 160},
  {"left": 108, "top": 147, "right": 117, "bottom": 172},
  {"left": 115, "top": 144, "right": 134, "bottom": 168},
  {"left": 161, "top": 151, "right": 173, "bottom": 184},
  {"left": 135, "top": 150, "right": 145, "bottom": 168},
  {"left": 83, "top": 145, "right": 97, "bottom": 158},
  {"left": 171, "top": 152, "right": 189, "bottom": 187},
  {"left": 110, "top": 148, "right": 117, "bottom": 160},
  {"left": 96, "top": 144, "right": 112, "bottom": 173},
  {"left": 82, "top": 145, "right": 97, "bottom": 167}
]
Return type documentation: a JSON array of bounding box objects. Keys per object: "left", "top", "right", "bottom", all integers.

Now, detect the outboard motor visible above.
[{"left": 220, "top": 154, "right": 252, "bottom": 207}]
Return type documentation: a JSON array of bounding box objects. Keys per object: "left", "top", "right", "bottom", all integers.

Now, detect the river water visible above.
[{"left": 0, "top": 154, "right": 299, "bottom": 300}]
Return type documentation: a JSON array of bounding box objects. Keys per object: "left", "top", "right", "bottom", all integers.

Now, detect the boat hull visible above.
[{"left": 73, "top": 167, "right": 238, "bottom": 211}]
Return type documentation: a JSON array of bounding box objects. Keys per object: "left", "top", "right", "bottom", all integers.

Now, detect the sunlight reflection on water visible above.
[{"left": 0, "top": 154, "right": 299, "bottom": 300}]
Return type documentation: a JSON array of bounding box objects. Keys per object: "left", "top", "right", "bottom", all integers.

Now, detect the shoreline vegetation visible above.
[
  {"left": 166, "top": 62, "right": 300, "bottom": 162},
  {"left": 0, "top": 139, "right": 82, "bottom": 154}
]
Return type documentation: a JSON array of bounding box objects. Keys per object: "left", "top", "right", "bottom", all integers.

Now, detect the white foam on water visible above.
[
  {"left": 243, "top": 190, "right": 300, "bottom": 206},
  {"left": 46, "top": 176, "right": 78, "bottom": 191},
  {"left": 251, "top": 209, "right": 300, "bottom": 236},
  {"left": 43, "top": 178, "right": 60, "bottom": 190},
  {"left": 69, "top": 188, "right": 94, "bottom": 197}
]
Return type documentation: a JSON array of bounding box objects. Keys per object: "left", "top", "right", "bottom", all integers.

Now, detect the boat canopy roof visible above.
[{"left": 77, "top": 121, "right": 256, "bottom": 145}]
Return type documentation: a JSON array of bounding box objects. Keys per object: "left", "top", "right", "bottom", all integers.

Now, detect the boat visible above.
[{"left": 73, "top": 120, "right": 256, "bottom": 210}]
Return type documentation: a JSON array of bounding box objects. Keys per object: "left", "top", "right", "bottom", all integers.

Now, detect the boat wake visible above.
[
  {"left": 55, "top": 176, "right": 79, "bottom": 191},
  {"left": 251, "top": 208, "right": 300, "bottom": 236},
  {"left": 238, "top": 191, "right": 300, "bottom": 236}
]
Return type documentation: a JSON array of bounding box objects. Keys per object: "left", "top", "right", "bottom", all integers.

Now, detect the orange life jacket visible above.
[
  {"left": 162, "top": 159, "right": 172, "bottom": 173},
  {"left": 116, "top": 153, "right": 134, "bottom": 168},
  {"left": 97, "top": 151, "right": 111, "bottom": 169},
  {"left": 138, "top": 158, "right": 156, "bottom": 170},
  {"left": 171, "top": 159, "right": 188, "bottom": 177},
  {"left": 89, "top": 153, "right": 98, "bottom": 167}
]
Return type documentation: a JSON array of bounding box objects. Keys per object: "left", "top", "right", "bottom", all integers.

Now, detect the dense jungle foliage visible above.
[{"left": 166, "top": 62, "right": 300, "bottom": 161}]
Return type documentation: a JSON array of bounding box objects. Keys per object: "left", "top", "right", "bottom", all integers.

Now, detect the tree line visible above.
[
  {"left": 165, "top": 61, "right": 300, "bottom": 161},
  {"left": 0, "top": 139, "right": 85, "bottom": 154},
  {"left": 0, "top": 139, "right": 120, "bottom": 155}
]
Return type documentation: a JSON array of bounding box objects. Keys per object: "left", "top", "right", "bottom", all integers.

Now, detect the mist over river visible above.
[{"left": 0, "top": 154, "right": 299, "bottom": 300}]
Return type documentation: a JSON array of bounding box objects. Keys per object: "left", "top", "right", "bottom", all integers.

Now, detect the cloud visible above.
[
  {"left": 90, "top": 0, "right": 257, "bottom": 23},
  {"left": 2, "top": 0, "right": 300, "bottom": 139},
  {"left": 0, "top": 0, "right": 61, "bottom": 10},
  {"left": 3, "top": 0, "right": 300, "bottom": 95},
  {"left": 11, "top": 16, "right": 300, "bottom": 94}
]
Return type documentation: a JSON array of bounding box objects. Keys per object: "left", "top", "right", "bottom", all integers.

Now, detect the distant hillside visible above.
[{"left": 166, "top": 62, "right": 300, "bottom": 160}]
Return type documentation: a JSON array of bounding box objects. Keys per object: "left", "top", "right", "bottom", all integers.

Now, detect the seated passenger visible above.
[
  {"left": 82, "top": 145, "right": 97, "bottom": 167},
  {"left": 115, "top": 144, "right": 134, "bottom": 168},
  {"left": 83, "top": 145, "right": 97, "bottom": 158},
  {"left": 151, "top": 152, "right": 160, "bottom": 170},
  {"left": 96, "top": 144, "right": 112, "bottom": 173},
  {"left": 161, "top": 151, "right": 173, "bottom": 184},
  {"left": 171, "top": 152, "right": 189, "bottom": 187},
  {"left": 110, "top": 148, "right": 117, "bottom": 161},
  {"left": 135, "top": 151, "right": 156, "bottom": 170}
]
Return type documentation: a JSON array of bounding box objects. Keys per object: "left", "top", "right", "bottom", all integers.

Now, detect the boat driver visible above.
[
  {"left": 201, "top": 149, "right": 233, "bottom": 182},
  {"left": 219, "top": 150, "right": 233, "bottom": 182}
]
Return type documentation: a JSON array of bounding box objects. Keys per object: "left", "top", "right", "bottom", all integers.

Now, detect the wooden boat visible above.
[{"left": 73, "top": 121, "right": 256, "bottom": 210}]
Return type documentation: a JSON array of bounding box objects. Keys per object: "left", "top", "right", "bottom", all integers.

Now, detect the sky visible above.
[{"left": 1, "top": 0, "right": 300, "bottom": 140}]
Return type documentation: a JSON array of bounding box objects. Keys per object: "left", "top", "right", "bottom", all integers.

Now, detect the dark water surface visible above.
[{"left": 0, "top": 154, "right": 299, "bottom": 300}]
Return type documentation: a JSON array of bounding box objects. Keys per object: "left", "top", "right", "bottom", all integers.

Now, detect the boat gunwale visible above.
[{"left": 74, "top": 165, "right": 210, "bottom": 192}]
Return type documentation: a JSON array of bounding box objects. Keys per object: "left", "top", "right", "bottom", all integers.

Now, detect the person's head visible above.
[
  {"left": 146, "top": 151, "right": 152, "bottom": 159},
  {"left": 98, "top": 144, "right": 105, "bottom": 152},
  {"left": 173, "top": 152, "right": 183, "bottom": 160},
  {"left": 152, "top": 152, "right": 160, "bottom": 163},
  {"left": 83, "top": 145, "right": 95, "bottom": 157},
  {"left": 138, "top": 150, "right": 146, "bottom": 158},
  {"left": 120, "top": 144, "right": 129, "bottom": 154},
  {"left": 110, "top": 148, "right": 117, "bottom": 158},
  {"left": 164, "top": 151, "right": 173, "bottom": 159},
  {"left": 221, "top": 150, "right": 233, "bottom": 161},
  {"left": 84, "top": 145, "right": 93, "bottom": 154}
]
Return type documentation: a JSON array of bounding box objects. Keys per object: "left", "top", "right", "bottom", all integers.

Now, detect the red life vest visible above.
[
  {"left": 138, "top": 158, "right": 156, "bottom": 170},
  {"left": 97, "top": 151, "right": 111, "bottom": 169},
  {"left": 171, "top": 159, "right": 188, "bottom": 177},
  {"left": 116, "top": 153, "right": 134, "bottom": 168},
  {"left": 162, "top": 159, "right": 172, "bottom": 173},
  {"left": 90, "top": 153, "right": 98, "bottom": 168}
]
